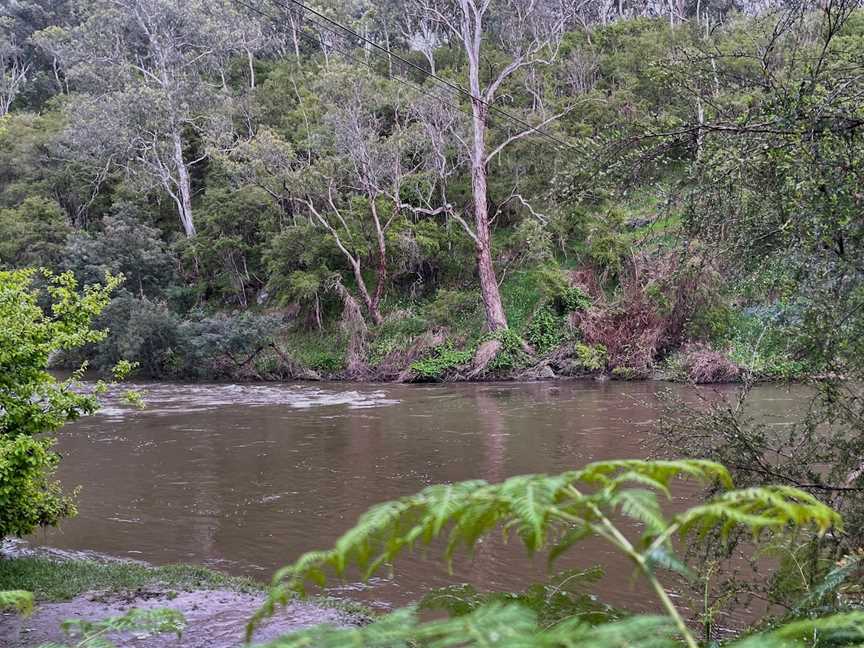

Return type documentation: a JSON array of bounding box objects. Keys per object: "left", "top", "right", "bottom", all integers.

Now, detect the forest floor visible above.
[{"left": 0, "top": 547, "right": 364, "bottom": 647}]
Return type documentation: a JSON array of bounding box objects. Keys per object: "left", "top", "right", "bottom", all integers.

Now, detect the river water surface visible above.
[{"left": 27, "top": 380, "right": 802, "bottom": 614}]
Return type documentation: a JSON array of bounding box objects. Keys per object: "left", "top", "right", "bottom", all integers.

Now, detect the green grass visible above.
[{"left": 0, "top": 557, "right": 261, "bottom": 602}]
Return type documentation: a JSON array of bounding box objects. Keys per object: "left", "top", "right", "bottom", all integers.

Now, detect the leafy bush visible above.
[
  {"left": 87, "top": 292, "right": 180, "bottom": 377},
  {"left": 560, "top": 285, "right": 593, "bottom": 313},
  {"left": 574, "top": 342, "right": 608, "bottom": 371},
  {"left": 410, "top": 342, "right": 473, "bottom": 381},
  {"left": 0, "top": 435, "right": 76, "bottom": 539},
  {"left": 486, "top": 328, "right": 529, "bottom": 372},
  {"left": 0, "top": 269, "right": 119, "bottom": 538},
  {"left": 423, "top": 289, "right": 479, "bottom": 328},
  {"left": 60, "top": 204, "right": 177, "bottom": 299},
  {"left": 524, "top": 307, "right": 565, "bottom": 354}
]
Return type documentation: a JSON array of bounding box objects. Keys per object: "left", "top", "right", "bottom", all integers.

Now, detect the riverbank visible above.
[{"left": 0, "top": 553, "right": 365, "bottom": 647}]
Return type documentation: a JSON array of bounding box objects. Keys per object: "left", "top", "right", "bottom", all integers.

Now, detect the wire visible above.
[
  {"left": 263, "top": 0, "right": 577, "bottom": 150},
  {"left": 234, "top": 0, "right": 480, "bottom": 123}
]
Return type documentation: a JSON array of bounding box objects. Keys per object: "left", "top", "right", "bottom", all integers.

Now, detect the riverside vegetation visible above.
[
  {"left": 2, "top": 0, "right": 862, "bottom": 384},
  {"left": 2, "top": 0, "right": 864, "bottom": 646}
]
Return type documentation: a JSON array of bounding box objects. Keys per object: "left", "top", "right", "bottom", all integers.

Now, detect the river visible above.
[{"left": 26, "top": 380, "right": 802, "bottom": 615}]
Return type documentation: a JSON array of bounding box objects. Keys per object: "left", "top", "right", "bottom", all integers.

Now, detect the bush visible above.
[
  {"left": 559, "top": 285, "right": 593, "bottom": 313},
  {"left": 0, "top": 268, "right": 119, "bottom": 539},
  {"left": 423, "top": 289, "right": 480, "bottom": 328},
  {"left": 411, "top": 342, "right": 473, "bottom": 381},
  {"left": 524, "top": 307, "right": 565, "bottom": 354},
  {"left": 664, "top": 343, "right": 741, "bottom": 384},
  {"left": 574, "top": 342, "right": 608, "bottom": 371},
  {"left": 0, "top": 435, "right": 76, "bottom": 538}
]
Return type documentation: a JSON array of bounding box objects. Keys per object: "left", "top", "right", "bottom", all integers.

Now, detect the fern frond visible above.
[
  {"left": 732, "top": 612, "right": 864, "bottom": 648},
  {"left": 612, "top": 489, "right": 667, "bottom": 537},
  {"left": 676, "top": 486, "right": 841, "bottom": 541},
  {"left": 793, "top": 553, "right": 864, "bottom": 615}
]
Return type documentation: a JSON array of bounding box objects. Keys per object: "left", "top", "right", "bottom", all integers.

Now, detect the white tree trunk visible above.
[{"left": 171, "top": 130, "right": 196, "bottom": 237}]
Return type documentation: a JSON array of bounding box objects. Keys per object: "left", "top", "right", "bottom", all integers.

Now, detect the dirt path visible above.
[{"left": 1, "top": 588, "right": 353, "bottom": 647}]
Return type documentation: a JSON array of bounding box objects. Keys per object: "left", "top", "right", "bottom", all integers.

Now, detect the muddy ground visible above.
[{"left": 1, "top": 588, "right": 353, "bottom": 647}]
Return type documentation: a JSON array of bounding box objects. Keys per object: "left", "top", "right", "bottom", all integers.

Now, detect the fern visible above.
[
  {"left": 258, "top": 603, "right": 681, "bottom": 648},
  {"left": 251, "top": 459, "right": 841, "bottom": 648}
]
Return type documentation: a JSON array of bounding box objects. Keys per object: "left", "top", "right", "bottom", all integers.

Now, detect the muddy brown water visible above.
[{"left": 25, "top": 381, "right": 803, "bottom": 616}]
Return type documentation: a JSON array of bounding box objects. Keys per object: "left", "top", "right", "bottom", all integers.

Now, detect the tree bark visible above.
[
  {"left": 171, "top": 130, "right": 196, "bottom": 237},
  {"left": 470, "top": 103, "right": 508, "bottom": 331}
]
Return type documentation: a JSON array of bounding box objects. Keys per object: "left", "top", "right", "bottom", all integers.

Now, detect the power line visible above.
[
  {"left": 235, "top": 0, "right": 480, "bottom": 125},
  {"left": 263, "top": 0, "right": 577, "bottom": 151}
]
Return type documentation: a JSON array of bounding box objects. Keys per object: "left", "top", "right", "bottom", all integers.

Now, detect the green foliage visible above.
[
  {"left": 420, "top": 566, "right": 618, "bottom": 628},
  {"left": 423, "top": 289, "right": 480, "bottom": 328},
  {"left": 0, "top": 435, "right": 76, "bottom": 538},
  {"left": 259, "top": 603, "right": 679, "bottom": 648},
  {"left": 574, "top": 343, "right": 608, "bottom": 371},
  {"left": 500, "top": 271, "right": 546, "bottom": 333},
  {"left": 0, "top": 268, "right": 127, "bottom": 539},
  {"left": 0, "top": 268, "right": 120, "bottom": 437},
  {"left": 525, "top": 307, "right": 565, "bottom": 354},
  {"left": 486, "top": 328, "right": 529, "bottom": 372},
  {"left": 0, "top": 589, "right": 34, "bottom": 616},
  {"left": 0, "top": 197, "right": 71, "bottom": 269},
  {"left": 410, "top": 342, "right": 473, "bottom": 381},
  {"left": 60, "top": 205, "right": 177, "bottom": 299},
  {"left": 560, "top": 285, "right": 593, "bottom": 313},
  {"left": 253, "top": 459, "right": 842, "bottom": 648}
]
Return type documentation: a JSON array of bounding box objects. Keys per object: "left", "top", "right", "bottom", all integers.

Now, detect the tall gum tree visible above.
[
  {"left": 53, "top": 0, "right": 264, "bottom": 238},
  {"left": 410, "top": 0, "right": 575, "bottom": 332}
]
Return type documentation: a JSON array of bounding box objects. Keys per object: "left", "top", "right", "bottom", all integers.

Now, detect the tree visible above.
[
  {"left": 0, "top": 268, "right": 122, "bottom": 538},
  {"left": 409, "top": 0, "right": 576, "bottom": 332},
  {"left": 54, "top": 0, "right": 265, "bottom": 238},
  {"left": 0, "top": 17, "right": 30, "bottom": 115}
]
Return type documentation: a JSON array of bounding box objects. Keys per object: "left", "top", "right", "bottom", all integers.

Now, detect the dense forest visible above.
[
  {"left": 3, "top": 1, "right": 864, "bottom": 646},
  {"left": 2, "top": 0, "right": 860, "bottom": 384}
]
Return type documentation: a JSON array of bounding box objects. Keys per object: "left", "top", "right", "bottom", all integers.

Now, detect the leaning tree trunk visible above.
[{"left": 470, "top": 103, "right": 508, "bottom": 332}]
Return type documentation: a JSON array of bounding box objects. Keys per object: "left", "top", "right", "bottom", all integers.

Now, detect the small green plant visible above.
[
  {"left": 574, "top": 342, "right": 608, "bottom": 371},
  {"left": 305, "top": 350, "right": 344, "bottom": 374},
  {"left": 524, "top": 307, "right": 565, "bottom": 354},
  {"left": 410, "top": 342, "right": 473, "bottom": 381},
  {"left": 487, "top": 328, "right": 529, "bottom": 372},
  {"left": 560, "top": 285, "right": 593, "bottom": 313},
  {"left": 611, "top": 366, "right": 639, "bottom": 380}
]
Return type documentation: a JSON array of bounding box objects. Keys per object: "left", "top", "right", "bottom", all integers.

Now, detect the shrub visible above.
[
  {"left": 559, "top": 285, "right": 593, "bottom": 313},
  {"left": 87, "top": 292, "right": 180, "bottom": 377},
  {"left": 0, "top": 435, "right": 76, "bottom": 539},
  {"left": 411, "top": 342, "right": 473, "bottom": 381},
  {"left": 423, "top": 289, "right": 479, "bottom": 327},
  {"left": 524, "top": 307, "right": 565, "bottom": 354},
  {"left": 574, "top": 342, "right": 608, "bottom": 371},
  {"left": 664, "top": 343, "right": 741, "bottom": 384},
  {"left": 0, "top": 269, "right": 119, "bottom": 539}
]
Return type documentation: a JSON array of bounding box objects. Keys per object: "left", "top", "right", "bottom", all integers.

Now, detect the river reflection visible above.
[{"left": 27, "top": 380, "right": 803, "bottom": 613}]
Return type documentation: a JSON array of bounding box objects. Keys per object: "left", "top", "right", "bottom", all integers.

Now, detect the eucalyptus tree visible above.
[
  {"left": 0, "top": 17, "right": 29, "bottom": 115},
  {"left": 408, "top": 0, "right": 577, "bottom": 333},
  {"left": 53, "top": 0, "right": 265, "bottom": 238}
]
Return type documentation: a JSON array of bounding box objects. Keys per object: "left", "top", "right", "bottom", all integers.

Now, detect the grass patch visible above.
[{"left": 0, "top": 557, "right": 261, "bottom": 602}]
